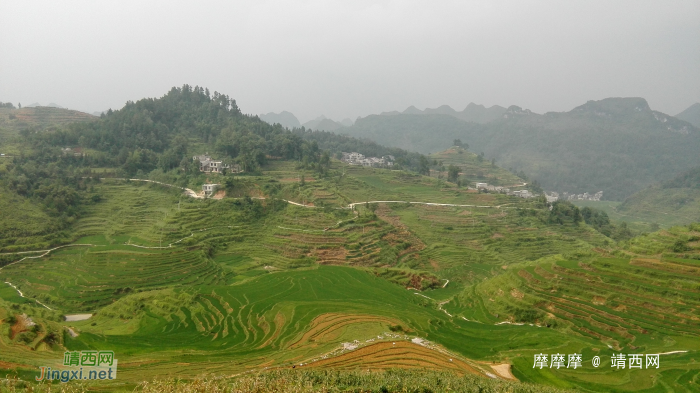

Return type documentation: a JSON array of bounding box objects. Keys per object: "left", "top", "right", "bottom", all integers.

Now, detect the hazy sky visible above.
[{"left": 1, "top": 0, "right": 699, "bottom": 123}]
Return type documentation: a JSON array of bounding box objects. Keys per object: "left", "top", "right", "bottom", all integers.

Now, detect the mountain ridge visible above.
[
  {"left": 337, "top": 97, "right": 700, "bottom": 200},
  {"left": 675, "top": 102, "right": 700, "bottom": 128}
]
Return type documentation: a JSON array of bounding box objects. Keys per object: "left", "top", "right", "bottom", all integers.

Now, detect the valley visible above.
[{"left": 0, "top": 88, "right": 698, "bottom": 392}]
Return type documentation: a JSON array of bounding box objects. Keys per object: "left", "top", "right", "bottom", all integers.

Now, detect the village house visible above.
[
  {"left": 202, "top": 183, "right": 219, "bottom": 196},
  {"left": 193, "top": 154, "right": 237, "bottom": 173},
  {"left": 562, "top": 191, "right": 603, "bottom": 201},
  {"left": 61, "top": 147, "right": 84, "bottom": 157},
  {"left": 545, "top": 192, "right": 559, "bottom": 203},
  {"left": 340, "top": 152, "right": 394, "bottom": 167}
]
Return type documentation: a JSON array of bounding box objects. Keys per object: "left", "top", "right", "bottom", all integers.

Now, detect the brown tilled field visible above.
[
  {"left": 289, "top": 313, "right": 399, "bottom": 349},
  {"left": 302, "top": 341, "right": 482, "bottom": 376}
]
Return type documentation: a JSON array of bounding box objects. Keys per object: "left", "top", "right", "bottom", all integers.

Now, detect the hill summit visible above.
[
  {"left": 337, "top": 97, "right": 700, "bottom": 200},
  {"left": 676, "top": 103, "right": 700, "bottom": 128}
]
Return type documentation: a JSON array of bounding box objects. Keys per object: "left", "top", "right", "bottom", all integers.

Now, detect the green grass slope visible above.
[
  {"left": 428, "top": 147, "right": 524, "bottom": 187},
  {"left": 616, "top": 166, "right": 700, "bottom": 228},
  {"left": 0, "top": 175, "right": 696, "bottom": 391}
]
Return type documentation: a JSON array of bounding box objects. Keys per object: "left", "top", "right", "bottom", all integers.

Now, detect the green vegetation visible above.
[
  {"left": 0, "top": 88, "right": 698, "bottom": 392},
  {"left": 612, "top": 166, "right": 700, "bottom": 229},
  {"left": 427, "top": 147, "right": 524, "bottom": 187},
  {"left": 0, "top": 369, "right": 571, "bottom": 392},
  {"left": 340, "top": 98, "right": 700, "bottom": 200}
]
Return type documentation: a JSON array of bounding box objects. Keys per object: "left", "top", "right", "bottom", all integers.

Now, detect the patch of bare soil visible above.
[
  {"left": 0, "top": 361, "right": 32, "bottom": 370},
  {"left": 490, "top": 363, "right": 516, "bottom": 380},
  {"left": 510, "top": 288, "right": 524, "bottom": 299},
  {"left": 309, "top": 247, "right": 349, "bottom": 264},
  {"left": 10, "top": 314, "right": 32, "bottom": 340}
]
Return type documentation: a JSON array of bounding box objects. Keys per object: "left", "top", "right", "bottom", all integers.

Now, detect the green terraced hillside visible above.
[{"left": 0, "top": 173, "right": 697, "bottom": 391}]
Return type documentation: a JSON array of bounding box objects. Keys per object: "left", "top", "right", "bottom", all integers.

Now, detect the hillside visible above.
[
  {"left": 340, "top": 97, "right": 700, "bottom": 200},
  {"left": 345, "top": 113, "right": 481, "bottom": 153},
  {"left": 0, "top": 87, "right": 698, "bottom": 392},
  {"left": 1, "top": 163, "right": 697, "bottom": 391},
  {"left": 616, "top": 166, "right": 700, "bottom": 227},
  {"left": 428, "top": 147, "right": 524, "bottom": 187},
  {"left": 0, "top": 106, "right": 96, "bottom": 133},
  {"left": 676, "top": 103, "right": 700, "bottom": 127}
]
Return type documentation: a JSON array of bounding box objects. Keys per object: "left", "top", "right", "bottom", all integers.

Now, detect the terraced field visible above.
[
  {"left": 0, "top": 172, "right": 699, "bottom": 391},
  {"left": 305, "top": 341, "right": 481, "bottom": 375},
  {"left": 428, "top": 147, "right": 525, "bottom": 187},
  {"left": 0, "top": 107, "right": 96, "bottom": 133}
]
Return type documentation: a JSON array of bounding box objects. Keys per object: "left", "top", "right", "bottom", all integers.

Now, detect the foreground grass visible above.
[{"left": 0, "top": 369, "right": 571, "bottom": 393}]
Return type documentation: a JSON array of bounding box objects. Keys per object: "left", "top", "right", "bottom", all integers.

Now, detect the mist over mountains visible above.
[
  {"left": 382, "top": 103, "right": 507, "bottom": 124},
  {"left": 259, "top": 111, "right": 301, "bottom": 129},
  {"left": 258, "top": 99, "right": 699, "bottom": 201},
  {"left": 339, "top": 98, "right": 700, "bottom": 201},
  {"left": 675, "top": 103, "right": 700, "bottom": 128}
]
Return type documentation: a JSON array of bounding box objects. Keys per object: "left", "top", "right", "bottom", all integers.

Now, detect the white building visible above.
[
  {"left": 193, "top": 154, "right": 230, "bottom": 173},
  {"left": 341, "top": 152, "right": 393, "bottom": 167},
  {"left": 202, "top": 183, "right": 219, "bottom": 196}
]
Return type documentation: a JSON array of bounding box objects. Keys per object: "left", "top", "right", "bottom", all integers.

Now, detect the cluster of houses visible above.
[
  {"left": 340, "top": 152, "right": 395, "bottom": 167},
  {"left": 545, "top": 191, "right": 603, "bottom": 202},
  {"left": 192, "top": 154, "right": 240, "bottom": 174},
  {"left": 475, "top": 182, "right": 537, "bottom": 198}
]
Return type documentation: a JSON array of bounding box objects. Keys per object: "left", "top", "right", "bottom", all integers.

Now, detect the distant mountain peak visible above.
[
  {"left": 503, "top": 105, "right": 533, "bottom": 118},
  {"left": 573, "top": 97, "right": 651, "bottom": 116},
  {"left": 465, "top": 102, "right": 485, "bottom": 110},
  {"left": 403, "top": 105, "right": 422, "bottom": 115},
  {"left": 259, "top": 111, "right": 301, "bottom": 129},
  {"left": 675, "top": 103, "right": 700, "bottom": 128},
  {"left": 424, "top": 105, "right": 457, "bottom": 115}
]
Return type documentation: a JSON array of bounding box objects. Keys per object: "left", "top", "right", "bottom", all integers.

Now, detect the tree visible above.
[
  {"left": 453, "top": 139, "right": 462, "bottom": 147},
  {"left": 418, "top": 155, "right": 430, "bottom": 175},
  {"left": 447, "top": 165, "right": 460, "bottom": 183}
]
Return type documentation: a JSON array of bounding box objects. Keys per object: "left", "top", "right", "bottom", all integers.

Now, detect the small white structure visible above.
[
  {"left": 476, "top": 182, "right": 488, "bottom": 189},
  {"left": 202, "top": 183, "right": 220, "bottom": 196},
  {"left": 341, "top": 152, "right": 394, "bottom": 167},
  {"left": 193, "top": 154, "right": 230, "bottom": 173},
  {"left": 545, "top": 192, "right": 559, "bottom": 203}
]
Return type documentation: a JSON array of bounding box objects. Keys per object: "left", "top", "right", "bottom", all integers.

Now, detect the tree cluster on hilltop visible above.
[
  {"left": 25, "top": 85, "right": 320, "bottom": 175},
  {"left": 19, "top": 85, "right": 429, "bottom": 177}
]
